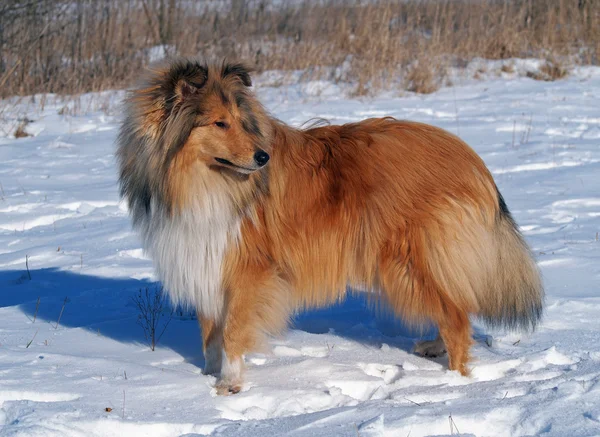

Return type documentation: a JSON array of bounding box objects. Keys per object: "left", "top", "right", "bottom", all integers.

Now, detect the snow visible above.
[{"left": 1, "top": 64, "right": 600, "bottom": 436}]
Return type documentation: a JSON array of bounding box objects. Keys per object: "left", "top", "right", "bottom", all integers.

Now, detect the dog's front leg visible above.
[
  {"left": 198, "top": 315, "right": 223, "bottom": 376},
  {"left": 215, "top": 267, "right": 291, "bottom": 395},
  {"left": 214, "top": 291, "right": 252, "bottom": 395}
]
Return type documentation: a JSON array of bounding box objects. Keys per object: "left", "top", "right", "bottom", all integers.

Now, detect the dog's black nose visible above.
[{"left": 254, "top": 150, "right": 270, "bottom": 167}]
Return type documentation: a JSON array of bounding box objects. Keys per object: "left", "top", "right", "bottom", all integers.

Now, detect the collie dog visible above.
[{"left": 117, "top": 59, "right": 543, "bottom": 395}]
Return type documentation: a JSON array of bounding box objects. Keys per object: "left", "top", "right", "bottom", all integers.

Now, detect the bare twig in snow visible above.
[
  {"left": 512, "top": 120, "right": 516, "bottom": 149},
  {"left": 25, "top": 255, "right": 31, "bottom": 280},
  {"left": 452, "top": 85, "right": 460, "bottom": 136},
  {"left": 132, "top": 287, "right": 173, "bottom": 351},
  {"left": 26, "top": 329, "right": 39, "bottom": 348},
  {"left": 55, "top": 296, "right": 68, "bottom": 329},
  {"left": 403, "top": 397, "right": 422, "bottom": 407},
  {"left": 33, "top": 297, "right": 40, "bottom": 323},
  {"left": 449, "top": 414, "right": 461, "bottom": 435}
]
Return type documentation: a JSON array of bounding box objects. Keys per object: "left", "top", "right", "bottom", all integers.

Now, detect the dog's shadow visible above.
[
  {"left": 293, "top": 292, "right": 425, "bottom": 352},
  {"left": 0, "top": 268, "right": 486, "bottom": 369}
]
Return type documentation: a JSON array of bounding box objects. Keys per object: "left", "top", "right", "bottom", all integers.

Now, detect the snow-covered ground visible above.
[{"left": 0, "top": 64, "right": 599, "bottom": 437}]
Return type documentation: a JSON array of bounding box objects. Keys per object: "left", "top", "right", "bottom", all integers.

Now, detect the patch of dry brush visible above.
[{"left": 0, "top": 0, "right": 598, "bottom": 98}]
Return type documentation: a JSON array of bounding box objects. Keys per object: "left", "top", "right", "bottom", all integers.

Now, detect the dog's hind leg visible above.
[
  {"left": 414, "top": 335, "right": 446, "bottom": 358},
  {"left": 384, "top": 284, "right": 472, "bottom": 375},
  {"left": 378, "top": 233, "right": 474, "bottom": 376},
  {"left": 198, "top": 315, "right": 223, "bottom": 376},
  {"left": 431, "top": 299, "right": 473, "bottom": 376}
]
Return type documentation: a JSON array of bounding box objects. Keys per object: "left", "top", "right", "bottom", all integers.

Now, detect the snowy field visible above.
[{"left": 0, "top": 62, "right": 599, "bottom": 437}]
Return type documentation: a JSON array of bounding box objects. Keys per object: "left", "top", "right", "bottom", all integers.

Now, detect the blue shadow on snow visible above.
[{"left": 0, "top": 267, "right": 443, "bottom": 369}]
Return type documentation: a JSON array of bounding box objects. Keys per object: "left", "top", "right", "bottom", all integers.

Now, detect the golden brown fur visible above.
[{"left": 117, "top": 59, "right": 544, "bottom": 394}]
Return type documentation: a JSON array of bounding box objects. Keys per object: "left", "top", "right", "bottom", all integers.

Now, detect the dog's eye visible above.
[{"left": 215, "top": 121, "right": 228, "bottom": 129}]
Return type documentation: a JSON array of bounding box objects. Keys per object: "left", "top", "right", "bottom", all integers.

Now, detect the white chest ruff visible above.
[{"left": 140, "top": 192, "right": 240, "bottom": 321}]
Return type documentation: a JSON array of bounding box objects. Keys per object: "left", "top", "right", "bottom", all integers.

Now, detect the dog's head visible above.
[
  {"left": 129, "top": 59, "right": 272, "bottom": 175},
  {"left": 118, "top": 59, "right": 273, "bottom": 219}
]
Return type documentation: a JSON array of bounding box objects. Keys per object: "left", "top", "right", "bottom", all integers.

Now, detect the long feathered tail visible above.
[{"left": 478, "top": 189, "right": 544, "bottom": 331}]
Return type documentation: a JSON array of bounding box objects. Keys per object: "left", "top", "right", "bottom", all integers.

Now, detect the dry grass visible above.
[
  {"left": 501, "top": 64, "right": 516, "bottom": 74},
  {"left": 527, "top": 57, "right": 570, "bottom": 81},
  {"left": 14, "top": 122, "right": 30, "bottom": 138},
  {"left": 0, "top": 0, "right": 598, "bottom": 98},
  {"left": 405, "top": 59, "right": 445, "bottom": 94}
]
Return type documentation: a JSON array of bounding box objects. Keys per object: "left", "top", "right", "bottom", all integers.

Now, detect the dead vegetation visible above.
[
  {"left": 0, "top": 0, "right": 598, "bottom": 98},
  {"left": 14, "top": 119, "right": 31, "bottom": 138},
  {"left": 404, "top": 59, "right": 445, "bottom": 94},
  {"left": 501, "top": 64, "right": 515, "bottom": 74},
  {"left": 132, "top": 287, "right": 173, "bottom": 351},
  {"left": 527, "top": 58, "right": 570, "bottom": 81}
]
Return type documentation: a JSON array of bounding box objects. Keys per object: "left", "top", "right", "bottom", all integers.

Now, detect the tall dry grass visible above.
[{"left": 1, "top": 0, "right": 598, "bottom": 98}]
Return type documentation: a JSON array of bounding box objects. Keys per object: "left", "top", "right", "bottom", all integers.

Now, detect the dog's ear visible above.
[
  {"left": 177, "top": 78, "right": 205, "bottom": 100},
  {"left": 171, "top": 62, "right": 208, "bottom": 101},
  {"left": 222, "top": 63, "right": 252, "bottom": 87}
]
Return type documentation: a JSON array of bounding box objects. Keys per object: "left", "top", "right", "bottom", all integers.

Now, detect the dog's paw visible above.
[
  {"left": 215, "top": 352, "right": 244, "bottom": 395},
  {"left": 215, "top": 380, "right": 242, "bottom": 396},
  {"left": 414, "top": 337, "right": 447, "bottom": 358}
]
